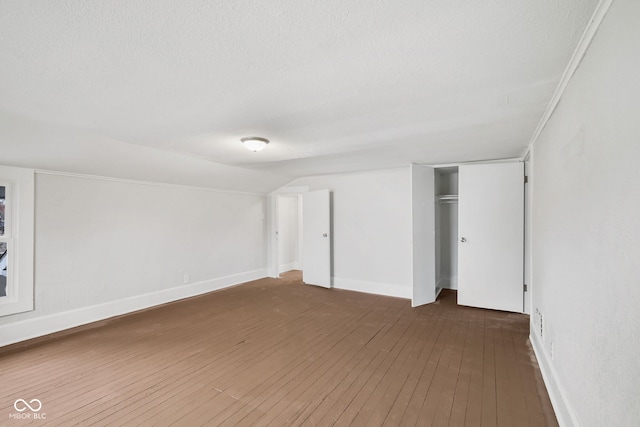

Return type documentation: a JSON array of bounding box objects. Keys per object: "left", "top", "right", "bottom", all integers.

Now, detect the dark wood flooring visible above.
[{"left": 0, "top": 271, "right": 556, "bottom": 426}]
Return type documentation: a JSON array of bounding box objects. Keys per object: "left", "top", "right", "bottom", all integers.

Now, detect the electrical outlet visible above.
[
  {"left": 534, "top": 308, "right": 543, "bottom": 339},
  {"left": 183, "top": 274, "right": 190, "bottom": 284}
]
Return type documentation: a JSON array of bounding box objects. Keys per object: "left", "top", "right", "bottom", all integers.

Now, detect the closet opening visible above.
[
  {"left": 276, "top": 195, "right": 303, "bottom": 276},
  {"left": 435, "top": 167, "right": 459, "bottom": 298}
]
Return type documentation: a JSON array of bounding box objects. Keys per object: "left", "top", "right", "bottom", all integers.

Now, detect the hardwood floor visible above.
[{"left": 0, "top": 271, "right": 557, "bottom": 426}]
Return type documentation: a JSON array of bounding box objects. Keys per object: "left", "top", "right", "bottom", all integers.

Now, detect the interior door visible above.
[
  {"left": 411, "top": 164, "right": 437, "bottom": 307},
  {"left": 302, "top": 189, "right": 331, "bottom": 288},
  {"left": 458, "top": 162, "right": 524, "bottom": 312}
]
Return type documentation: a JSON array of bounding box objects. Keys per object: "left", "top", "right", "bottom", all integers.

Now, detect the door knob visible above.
[
  {"left": 460, "top": 237, "right": 467, "bottom": 242},
  {"left": 323, "top": 233, "right": 328, "bottom": 237}
]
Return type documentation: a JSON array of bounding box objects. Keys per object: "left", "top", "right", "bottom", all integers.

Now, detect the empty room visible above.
[{"left": 0, "top": 0, "right": 638, "bottom": 426}]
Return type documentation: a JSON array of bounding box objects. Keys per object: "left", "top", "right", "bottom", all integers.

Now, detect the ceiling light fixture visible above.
[{"left": 241, "top": 136, "right": 269, "bottom": 152}]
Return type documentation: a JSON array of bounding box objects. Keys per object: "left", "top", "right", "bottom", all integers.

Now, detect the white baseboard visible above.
[
  {"left": 0, "top": 269, "right": 267, "bottom": 348},
  {"left": 332, "top": 277, "right": 411, "bottom": 299},
  {"left": 437, "top": 276, "right": 458, "bottom": 291},
  {"left": 530, "top": 328, "right": 579, "bottom": 427},
  {"left": 278, "top": 262, "right": 301, "bottom": 274}
]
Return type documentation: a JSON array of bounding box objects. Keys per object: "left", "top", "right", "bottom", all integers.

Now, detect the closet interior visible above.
[{"left": 435, "top": 167, "right": 459, "bottom": 297}]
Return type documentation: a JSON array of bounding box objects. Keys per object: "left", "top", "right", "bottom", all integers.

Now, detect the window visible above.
[
  {"left": 1, "top": 184, "right": 10, "bottom": 297},
  {"left": 0, "top": 165, "right": 34, "bottom": 316}
]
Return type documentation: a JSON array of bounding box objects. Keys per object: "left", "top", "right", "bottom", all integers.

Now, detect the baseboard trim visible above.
[
  {"left": 278, "top": 262, "right": 301, "bottom": 274},
  {"left": 530, "top": 328, "right": 579, "bottom": 427},
  {"left": 0, "top": 269, "right": 267, "bottom": 348},
  {"left": 436, "top": 276, "right": 458, "bottom": 291},
  {"left": 332, "top": 277, "right": 411, "bottom": 299}
]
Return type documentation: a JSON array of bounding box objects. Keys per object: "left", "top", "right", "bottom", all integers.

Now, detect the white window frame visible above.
[{"left": 0, "top": 165, "right": 34, "bottom": 316}]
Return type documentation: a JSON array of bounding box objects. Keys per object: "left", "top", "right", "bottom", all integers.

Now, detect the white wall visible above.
[
  {"left": 291, "top": 167, "right": 412, "bottom": 299},
  {"left": 277, "top": 195, "right": 300, "bottom": 272},
  {"left": 0, "top": 172, "right": 268, "bottom": 345},
  {"left": 530, "top": 1, "right": 640, "bottom": 425}
]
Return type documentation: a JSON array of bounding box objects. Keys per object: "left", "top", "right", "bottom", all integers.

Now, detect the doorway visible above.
[
  {"left": 412, "top": 161, "right": 525, "bottom": 313},
  {"left": 435, "top": 167, "right": 459, "bottom": 296},
  {"left": 276, "top": 195, "right": 302, "bottom": 275},
  {"left": 269, "top": 188, "right": 332, "bottom": 288}
]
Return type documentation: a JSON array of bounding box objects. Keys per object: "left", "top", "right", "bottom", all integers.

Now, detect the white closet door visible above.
[
  {"left": 302, "top": 189, "right": 331, "bottom": 288},
  {"left": 411, "top": 164, "right": 436, "bottom": 307},
  {"left": 458, "top": 163, "right": 524, "bottom": 312}
]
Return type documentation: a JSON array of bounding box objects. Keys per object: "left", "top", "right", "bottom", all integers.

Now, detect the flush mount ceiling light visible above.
[{"left": 241, "top": 136, "right": 269, "bottom": 152}]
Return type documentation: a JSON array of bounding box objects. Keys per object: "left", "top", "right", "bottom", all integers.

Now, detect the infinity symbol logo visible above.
[{"left": 14, "top": 399, "right": 42, "bottom": 412}]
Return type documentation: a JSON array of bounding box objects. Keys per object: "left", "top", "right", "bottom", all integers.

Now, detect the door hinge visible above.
[
  {"left": 523, "top": 284, "right": 528, "bottom": 292},
  {"left": 524, "top": 175, "right": 529, "bottom": 184}
]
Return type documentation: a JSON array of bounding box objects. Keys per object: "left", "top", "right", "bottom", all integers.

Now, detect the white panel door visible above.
[
  {"left": 411, "top": 164, "right": 437, "bottom": 307},
  {"left": 302, "top": 189, "right": 331, "bottom": 288},
  {"left": 458, "top": 162, "right": 524, "bottom": 312}
]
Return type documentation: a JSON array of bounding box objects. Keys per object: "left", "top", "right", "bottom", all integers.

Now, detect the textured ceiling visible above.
[{"left": 0, "top": 0, "right": 599, "bottom": 191}]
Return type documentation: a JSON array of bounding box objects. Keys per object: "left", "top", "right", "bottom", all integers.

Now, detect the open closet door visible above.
[
  {"left": 411, "top": 164, "right": 436, "bottom": 307},
  {"left": 458, "top": 162, "right": 524, "bottom": 313},
  {"left": 302, "top": 189, "right": 331, "bottom": 288}
]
